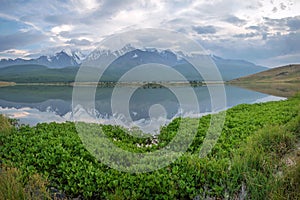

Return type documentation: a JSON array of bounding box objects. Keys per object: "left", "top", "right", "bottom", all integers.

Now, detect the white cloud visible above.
[
  {"left": 70, "top": 0, "right": 101, "bottom": 14},
  {"left": 0, "top": 49, "right": 30, "bottom": 59},
  {"left": 51, "top": 24, "right": 74, "bottom": 35}
]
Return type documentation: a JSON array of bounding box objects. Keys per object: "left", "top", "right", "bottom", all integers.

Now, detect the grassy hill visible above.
[
  {"left": 229, "top": 64, "right": 300, "bottom": 97},
  {"left": 230, "top": 64, "right": 300, "bottom": 83}
]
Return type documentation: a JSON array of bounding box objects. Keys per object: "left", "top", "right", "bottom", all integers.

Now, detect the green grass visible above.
[
  {"left": 0, "top": 95, "right": 299, "bottom": 199},
  {"left": 229, "top": 125, "right": 296, "bottom": 199},
  {"left": 270, "top": 159, "right": 300, "bottom": 200}
]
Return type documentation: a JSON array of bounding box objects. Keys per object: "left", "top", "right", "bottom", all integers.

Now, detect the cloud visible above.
[
  {"left": 70, "top": 0, "right": 101, "bottom": 14},
  {"left": 0, "top": 30, "right": 46, "bottom": 51},
  {"left": 66, "top": 38, "right": 91, "bottom": 46},
  {"left": 246, "top": 25, "right": 268, "bottom": 32},
  {"left": 0, "top": 0, "right": 300, "bottom": 66},
  {"left": 224, "top": 15, "right": 246, "bottom": 26},
  {"left": 263, "top": 15, "right": 300, "bottom": 31},
  {"left": 287, "top": 17, "right": 300, "bottom": 31},
  {"left": 59, "top": 31, "right": 91, "bottom": 38},
  {"left": 280, "top": 2, "right": 287, "bottom": 10},
  {"left": 201, "top": 31, "right": 300, "bottom": 67},
  {"left": 233, "top": 32, "right": 260, "bottom": 38},
  {"left": 51, "top": 25, "right": 74, "bottom": 35},
  {"left": 0, "top": 49, "right": 30, "bottom": 59},
  {"left": 261, "top": 52, "right": 300, "bottom": 67},
  {"left": 193, "top": 26, "right": 217, "bottom": 34}
]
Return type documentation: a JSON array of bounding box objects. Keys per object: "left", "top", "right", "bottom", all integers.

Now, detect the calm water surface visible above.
[{"left": 0, "top": 85, "right": 285, "bottom": 133}]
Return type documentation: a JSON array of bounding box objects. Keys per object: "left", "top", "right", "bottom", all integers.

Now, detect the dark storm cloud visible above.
[
  {"left": 193, "top": 25, "right": 217, "bottom": 34},
  {"left": 66, "top": 38, "right": 91, "bottom": 46},
  {"left": 0, "top": 30, "right": 46, "bottom": 51}
]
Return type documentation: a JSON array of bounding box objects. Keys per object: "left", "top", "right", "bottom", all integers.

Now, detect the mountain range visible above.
[
  {"left": 0, "top": 46, "right": 268, "bottom": 82},
  {"left": 0, "top": 49, "right": 84, "bottom": 69}
]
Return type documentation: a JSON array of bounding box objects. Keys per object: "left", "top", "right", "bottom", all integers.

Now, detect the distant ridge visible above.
[
  {"left": 229, "top": 64, "right": 300, "bottom": 97},
  {"left": 230, "top": 64, "right": 300, "bottom": 83}
]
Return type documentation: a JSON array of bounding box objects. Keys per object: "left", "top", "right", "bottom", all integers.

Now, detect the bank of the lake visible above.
[
  {"left": 0, "top": 80, "right": 205, "bottom": 88},
  {"left": 0, "top": 81, "right": 15, "bottom": 87}
]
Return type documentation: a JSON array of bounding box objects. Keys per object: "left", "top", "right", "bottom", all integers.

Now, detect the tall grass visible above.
[
  {"left": 0, "top": 166, "right": 50, "bottom": 200},
  {"left": 228, "top": 96, "right": 300, "bottom": 199},
  {"left": 270, "top": 160, "right": 300, "bottom": 200},
  {"left": 0, "top": 167, "right": 27, "bottom": 200},
  {"left": 0, "top": 114, "right": 13, "bottom": 137}
]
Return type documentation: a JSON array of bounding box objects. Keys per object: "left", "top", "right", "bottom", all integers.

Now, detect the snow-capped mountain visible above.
[
  {"left": 84, "top": 44, "right": 267, "bottom": 81},
  {"left": 85, "top": 44, "right": 182, "bottom": 63},
  {"left": 0, "top": 49, "right": 85, "bottom": 68},
  {"left": 0, "top": 45, "right": 267, "bottom": 81},
  {"left": 62, "top": 49, "right": 86, "bottom": 64}
]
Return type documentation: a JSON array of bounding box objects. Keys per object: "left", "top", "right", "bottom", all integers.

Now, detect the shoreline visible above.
[
  {"left": 0, "top": 81, "right": 16, "bottom": 87},
  {"left": 0, "top": 81, "right": 226, "bottom": 87}
]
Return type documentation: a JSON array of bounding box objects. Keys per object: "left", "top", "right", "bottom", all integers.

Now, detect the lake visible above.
[{"left": 0, "top": 85, "right": 285, "bottom": 133}]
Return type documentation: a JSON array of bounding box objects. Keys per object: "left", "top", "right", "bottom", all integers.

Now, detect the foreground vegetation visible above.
[{"left": 0, "top": 95, "right": 299, "bottom": 199}]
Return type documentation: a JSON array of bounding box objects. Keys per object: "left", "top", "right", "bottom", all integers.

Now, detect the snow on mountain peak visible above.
[
  {"left": 59, "top": 49, "right": 86, "bottom": 64},
  {"left": 132, "top": 53, "right": 138, "bottom": 58},
  {"left": 62, "top": 49, "right": 73, "bottom": 57},
  {"left": 85, "top": 44, "right": 187, "bottom": 62}
]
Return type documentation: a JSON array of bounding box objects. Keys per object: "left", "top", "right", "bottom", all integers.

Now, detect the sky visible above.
[{"left": 0, "top": 0, "right": 300, "bottom": 67}]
